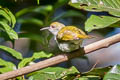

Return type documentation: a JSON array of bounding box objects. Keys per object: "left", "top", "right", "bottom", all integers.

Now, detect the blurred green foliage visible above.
[
  {"left": 0, "top": 7, "right": 18, "bottom": 40},
  {"left": 69, "top": 0, "right": 120, "bottom": 32}
]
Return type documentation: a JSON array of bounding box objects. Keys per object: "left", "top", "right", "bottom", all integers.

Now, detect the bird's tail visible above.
[
  {"left": 78, "top": 34, "right": 94, "bottom": 39},
  {"left": 86, "top": 35, "right": 95, "bottom": 39}
]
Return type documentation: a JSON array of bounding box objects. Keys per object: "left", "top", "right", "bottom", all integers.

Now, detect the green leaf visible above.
[
  {"left": 0, "top": 7, "right": 16, "bottom": 37},
  {"left": 18, "top": 51, "right": 53, "bottom": 68},
  {"left": 69, "top": 0, "right": 120, "bottom": 17},
  {"left": 84, "top": 67, "right": 111, "bottom": 77},
  {"left": 0, "top": 45, "right": 23, "bottom": 60},
  {"left": 0, "top": 22, "right": 18, "bottom": 39},
  {"left": 54, "top": 0, "right": 69, "bottom": 9},
  {"left": 104, "top": 65, "right": 120, "bottom": 80},
  {"left": 15, "top": 5, "right": 53, "bottom": 17},
  {"left": 4, "top": 8, "right": 16, "bottom": 28},
  {"left": 18, "top": 57, "right": 33, "bottom": 69},
  {"left": 19, "top": 33, "right": 44, "bottom": 45},
  {"left": 37, "top": 0, "right": 40, "bottom": 5},
  {"left": 0, "top": 58, "right": 16, "bottom": 73},
  {"left": 28, "top": 66, "right": 79, "bottom": 80},
  {"left": 0, "top": 9, "right": 11, "bottom": 24},
  {"left": 17, "top": 18, "right": 43, "bottom": 26},
  {"left": 85, "top": 15, "right": 120, "bottom": 32},
  {"left": 32, "top": 51, "right": 53, "bottom": 59},
  {"left": 52, "top": 10, "right": 86, "bottom": 21},
  {"left": 0, "top": 8, "right": 16, "bottom": 28},
  {"left": 78, "top": 76, "right": 100, "bottom": 80},
  {"left": 66, "top": 66, "right": 79, "bottom": 75},
  {"left": 62, "top": 66, "right": 80, "bottom": 80}
]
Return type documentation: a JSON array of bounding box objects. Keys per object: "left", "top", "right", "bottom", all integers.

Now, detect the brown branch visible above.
[{"left": 0, "top": 33, "right": 120, "bottom": 80}]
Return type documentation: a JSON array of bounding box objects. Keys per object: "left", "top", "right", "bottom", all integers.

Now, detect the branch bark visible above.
[{"left": 0, "top": 33, "right": 120, "bottom": 80}]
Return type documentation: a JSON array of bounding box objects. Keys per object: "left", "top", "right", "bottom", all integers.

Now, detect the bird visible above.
[{"left": 40, "top": 22, "right": 92, "bottom": 52}]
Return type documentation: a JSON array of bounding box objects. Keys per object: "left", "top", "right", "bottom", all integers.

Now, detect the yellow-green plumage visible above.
[{"left": 57, "top": 26, "right": 90, "bottom": 41}]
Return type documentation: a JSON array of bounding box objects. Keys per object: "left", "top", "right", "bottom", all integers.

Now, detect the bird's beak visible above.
[{"left": 40, "top": 27, "right": 50, "bottom": 31}]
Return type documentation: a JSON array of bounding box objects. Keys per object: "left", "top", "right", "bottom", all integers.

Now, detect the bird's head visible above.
[{"left": 40, "top": 22, "right": 65, "bottom": 35}]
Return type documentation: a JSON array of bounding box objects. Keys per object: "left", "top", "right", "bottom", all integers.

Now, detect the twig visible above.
[{"left": 0, "top": 33, "right": 120, "bottom": 80}]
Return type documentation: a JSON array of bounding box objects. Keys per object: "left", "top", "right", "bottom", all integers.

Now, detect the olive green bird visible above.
[{"left": 40, "top": 22, "right": 91, "bottom": 52}]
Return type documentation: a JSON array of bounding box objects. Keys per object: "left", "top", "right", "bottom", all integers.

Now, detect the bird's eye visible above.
[{"left": 51, "top": 26, "right": 55, "bottom": 28}]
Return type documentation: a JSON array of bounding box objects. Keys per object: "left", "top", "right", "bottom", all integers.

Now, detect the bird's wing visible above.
[{"left": 57, "top": 26, "right": 89, "bottom": 41}]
